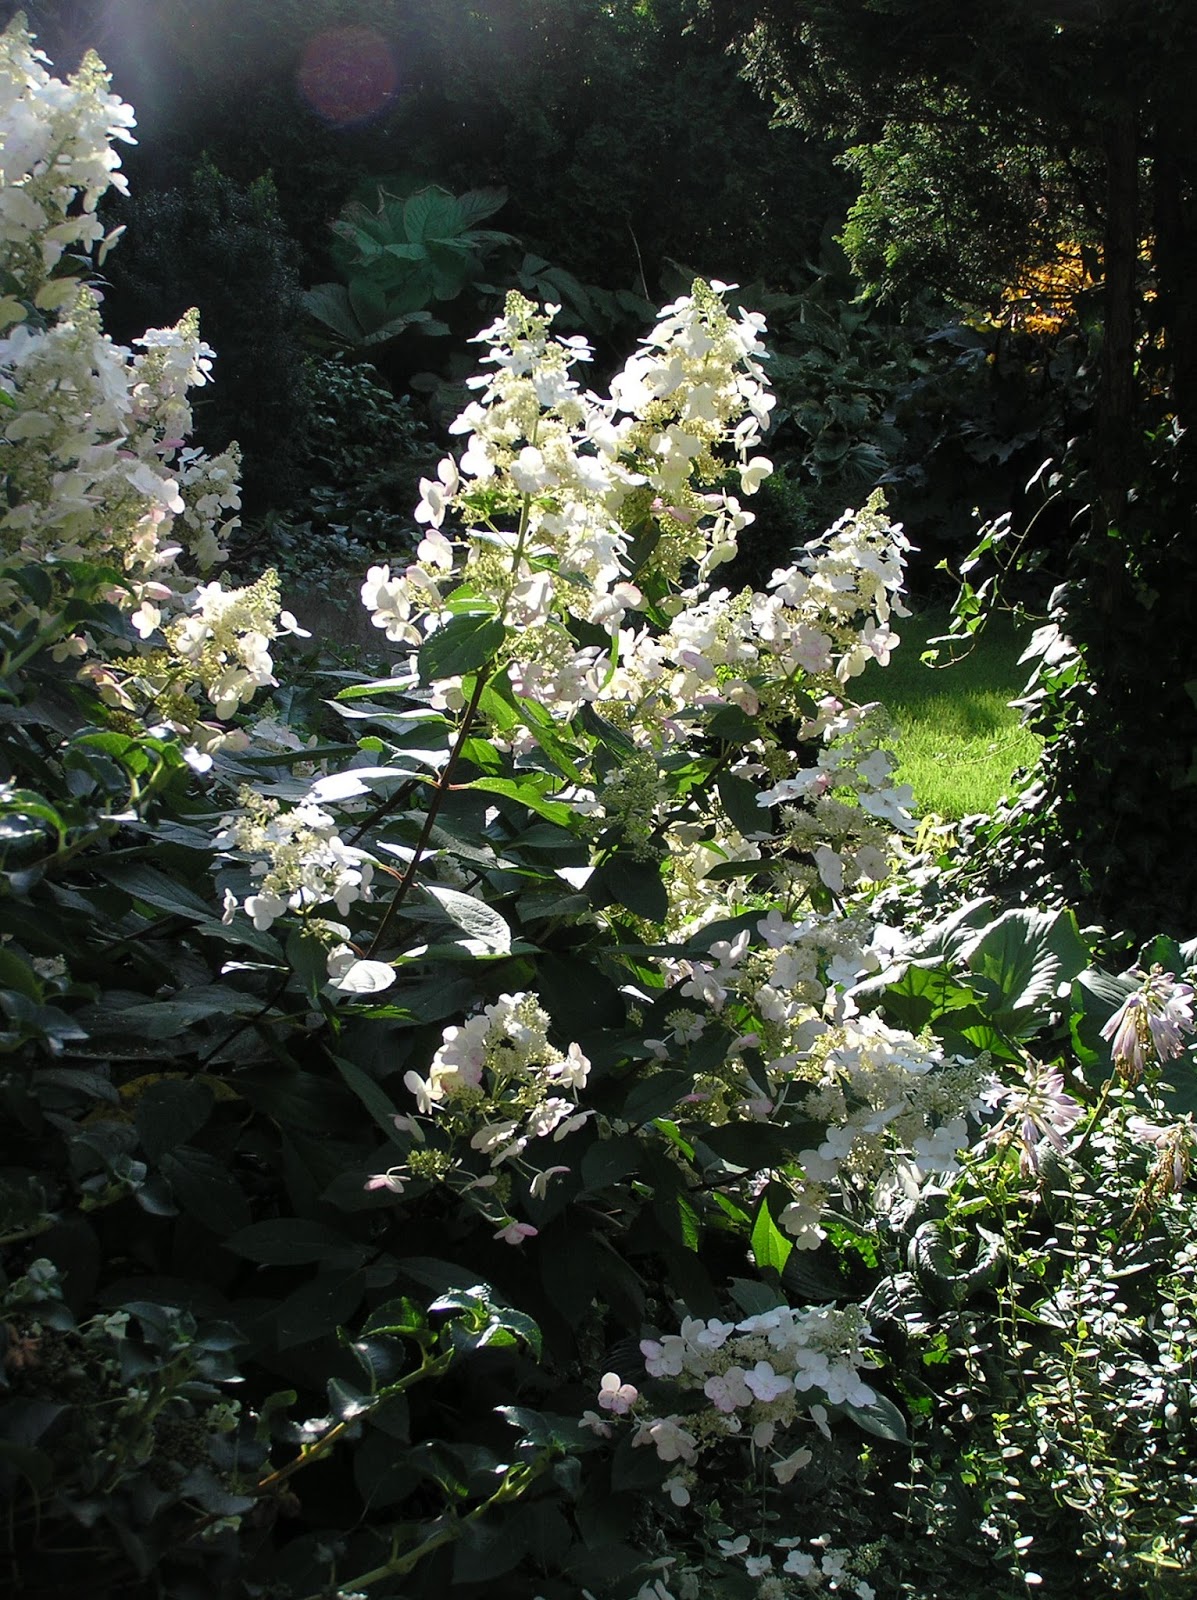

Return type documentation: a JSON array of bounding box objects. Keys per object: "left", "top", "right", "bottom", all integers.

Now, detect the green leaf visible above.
[
  {"left": 418, "top": 613, "right": 504, "bottom": 683},
  {"left": 496, "top": 1405, "right": 589, "bottom": 1452},
  {"left": 429, "top": 1286, "right": 542, "bottom": 1357},
  {"left": 580, "top": 1134, "right": 641, "bottom": 1192},
  {"left": 590, "top": 854, "right": 668, "bottom": 922},
  {"left": 706, "top": 704, "right": 759, "bottom": 741},
  {"left": 465, "top": 776, "right": 573, "bottom": 826},
  {"left": 421, "top": 883, "right": 511, "bottom": 953},
  {"left": 363, "top": 1295, "right": 432, "bottom": 1342},
  {"left": 92, "top": 860, "right": 215, "bottom": 920},
  {"left": 702, "top": 859, "right": 766, "bottom": 881},
  {"left": 286, "top": 928, "right": 328, "bottom": 1004},
  {"left": 160, "top": 1147, "right": 251, "bottom": 1236},
  {"left": 840, "top": 1391, "right": 908, "bottom": 1443},
  {"left": 135, "top": 1079, "right": 214, "bottom": 1161},
  {"left": 1139, "top": 933, "right": 1184, "bottom": 974},
  {"left": 275, "top": 1268, "right": 366, "bottom": 1349},
  {"left": 621, "top": 1069, "right": 691, "bottom": 1126},
  {"left": 535, "top": 952, "right": 625, "bottom": 1032},
  {"left": 225, "top": 1219, "right": 368, "bottom": 1268},
  {"left": 750, "top": 1197, "right": 793, "bottom": 1273},
  {"left": 332, "top": 1054, "right": 402, "bottom": 1139},
  {"left": 716, "top": 773, "right": 765, "bottom": 837},
  {"left": 962, "top": 907, "right": 1087, "bottom": 1035},
  {"left": 80, "top": 988, "right": 264, "bottom": 1041},
  {"left": 698, "top": 1119, "right": 818, "bottom": 1171},
  {"left": 728, "top": 1277, "right": 786, "bottom": 1318},
  {"left": 303, "top": 282, "right": 367, "bottom": 341}
]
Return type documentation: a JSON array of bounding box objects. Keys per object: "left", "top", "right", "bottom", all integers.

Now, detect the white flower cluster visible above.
[
  {"left": 768, "top": 493, "right": 909, "bottom": 684},
  {"left": 651, "top": 923, "right": 984, "bottom": 1246},
  {"left": 82, "top": 570, "right": 309, "bottom": 752},
  {"left": 713, "top": 1536, "right": 876, "bottom": 1600},
  {"left": 587, "top": 1304, "right": 875, "bottom": 1510},
  {"left": 402, "top": 991, "right": 592, "bottom": 1174},
  {"left": 0, "top": 20, "right": 288, "bottom": 733},
  {"left": 164, "top": 571, "right": 309, "bottom": 719},
  {"left": 0, "top": 19, "right": 134, "bottom": 302},
  {"left": 361, "top": 283, "right": 771, "bottom": 658},
  {"left": 216, "top": 787, "right": 375, "bottom": 931},
  {"left": 770, "top": 1014, "right": 987, "bottom": 1245}
]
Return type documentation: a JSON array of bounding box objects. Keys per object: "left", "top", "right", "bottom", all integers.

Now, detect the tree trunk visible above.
[{"left": 1094, "top": 102, "right": 1138, "bottom": 533}]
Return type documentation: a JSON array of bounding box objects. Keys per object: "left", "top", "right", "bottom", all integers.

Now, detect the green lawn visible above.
[{"left": 861, "top": 606, "right": 1043, "bottom": 820}]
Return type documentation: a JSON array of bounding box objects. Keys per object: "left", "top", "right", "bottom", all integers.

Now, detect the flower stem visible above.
[{"left": 366, "top": 667, "right": 490, "bottom": 958}]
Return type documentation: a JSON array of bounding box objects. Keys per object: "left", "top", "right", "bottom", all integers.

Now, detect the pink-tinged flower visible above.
[
  {"left": 363, "top": 1169, "right": 405, "bottom": 1194},
  {"left": 529, "top": 1164, "right": 571, "bottom": 1200},
  {"left": 703, "top": 1366, "right": 753, "bottom": 1413},
  {"left": 662, "top": 1472, "right": 691, "bottom": 1506},
  {"left": 579, "top": 1409, "right": 612, "bottom": 1438},
  {"left": 1129, "top": 1113, "right": 1195, "bottom": 1194},
  {"left": 744, "top": 1360, "right": 793, "bottom": 1403},
  {"left": 633, "top": 1415, "right": 698, "bottom": 1464},
  {"left": 986, "top": 1065, "right": 1083, "bottom": 1175},
  {"left": 1101, "top": 966, "right": 1195, "bottom": 1084},
  {"left": 493, "top": 1221, "right": 538, "bottom": 1245},
  {"left": 597, "top": 1372, "right": 639, "bottom": 1414}
]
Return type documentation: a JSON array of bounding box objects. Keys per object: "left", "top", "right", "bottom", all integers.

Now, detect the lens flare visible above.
[{"left": 297, "top": 26, "right": 397, "bottom": 126}]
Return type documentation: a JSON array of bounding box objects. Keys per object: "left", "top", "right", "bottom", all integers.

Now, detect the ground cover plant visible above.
[
  {"left": 1, "top": 24, "right": 1195, "bottom": 1600},
  {"left": 857, "top": 608, "right": 1041, "bottom": 822}
]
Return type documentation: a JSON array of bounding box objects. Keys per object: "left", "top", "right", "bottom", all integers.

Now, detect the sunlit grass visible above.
[{"left": 861, "top": 606, "right": 1043, "bottom": 821}]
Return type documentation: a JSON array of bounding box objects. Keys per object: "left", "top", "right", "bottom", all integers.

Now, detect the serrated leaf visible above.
[{"left": 418, "top": 613, "right": 504, "bottom": 682}]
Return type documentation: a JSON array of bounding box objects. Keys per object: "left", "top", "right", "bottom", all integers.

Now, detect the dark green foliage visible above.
[
  {"left": 839, "top": 105, "right": 1092, "bottom": 309},
  {"left": 229, "top": 355, "right": 434, "bottom": 592},
  {"left": 955, "top": 429, "right": 1197, "bottom": 942},
  {"left": 50, "top": 0, "right": 843, "bottom": 303},
  {"left": 100, "top": 159, "right": 311, "bottom": 511},
  {"left": 725, "top": 258, "right": 1078, "bottom": 589},
  {"left": 304, "top": 182, "right": 515, "bottom": 349}
]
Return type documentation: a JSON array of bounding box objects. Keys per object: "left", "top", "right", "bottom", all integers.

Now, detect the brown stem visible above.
[{"left": 366, "top": 669, "right": 490, "bottom": 958}]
